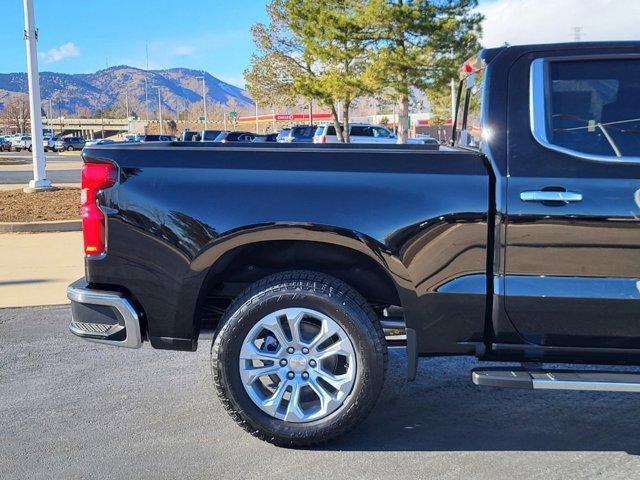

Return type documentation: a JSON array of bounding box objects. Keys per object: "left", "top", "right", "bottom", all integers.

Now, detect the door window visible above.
[
  {"left": 372, "top": 127, "right": 391, "bottom": 138},
  {"left": 531, "top": 57, "right": 640, "bottom": 159},
  {"left": 350, "top": 126, "right": 373, "bottom": 137}
]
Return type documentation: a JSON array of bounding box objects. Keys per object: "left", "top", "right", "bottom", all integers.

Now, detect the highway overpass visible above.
[{"left": 41, "top": 118, "right": 149, "bottom": 138}]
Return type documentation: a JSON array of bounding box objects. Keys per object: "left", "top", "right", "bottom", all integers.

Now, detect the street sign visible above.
[
  {"left": 199, "top": 116, "right": 206, "bottom": 122},
  {"left": 228, "top": 111, "right": 238, "bottom": 120}
]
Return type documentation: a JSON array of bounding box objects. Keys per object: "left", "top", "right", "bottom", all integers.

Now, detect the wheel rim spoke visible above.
[
  {"left": 315, "top": 370, "right": 353, "bottom": 399},
  {"left": 282, "top": 308, "right": 305, "bottom": 346},
  {"left": 260, "top": 380, "right": 290, "bottom": 417},
  {"left": 308, "top": 320, "right": 341, "bottom": 352},
  {"left": 283, "top": 383, "right": 306, "bottom": 422},
  {"left": 308, "top": 376, "right": 341, "bottom": 414},
  {"left": 257, "top": 312, "right": 290, "bottom": 348},
  {"left": 240, "top": 363, "right": 282, "bottom": 385},
  {"left": 315, "top": 337, "right": 352, "bottom": 361},
  {"left": 239, "top": 342, "right": 281, "bottom": 363}
]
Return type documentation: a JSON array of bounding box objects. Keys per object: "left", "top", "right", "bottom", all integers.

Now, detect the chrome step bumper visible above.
[
  {"left": 472, "top": 367, "right": 640, "bottom": 393},
  {"left": 67, "top": 279, "right": 142, "bottom": 349}
]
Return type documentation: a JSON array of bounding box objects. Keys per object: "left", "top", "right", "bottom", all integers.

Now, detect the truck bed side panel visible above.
[{"left": 84, "top": 145, "right": 489, "bottom": 353}]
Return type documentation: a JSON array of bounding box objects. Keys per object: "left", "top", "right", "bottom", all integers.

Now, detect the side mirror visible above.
[{"left": 390, "top": 134, "right": 396, "bottom": 139}]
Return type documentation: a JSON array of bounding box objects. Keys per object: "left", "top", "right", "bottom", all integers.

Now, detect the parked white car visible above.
[
  {"left": 43, "top": 136, "right": 57, "bottom": 151},
  {"left": 85, "top": 139, "right": 115, "bottom": 147},
  {"left": 313, "top": 123, "right": 438, "bottom": 145},
  {"left": 14, "top": 135, "right": 33, "bottom": 152},
  {"left": 313, "top": 124, "right": 397, "bottom": 144}
]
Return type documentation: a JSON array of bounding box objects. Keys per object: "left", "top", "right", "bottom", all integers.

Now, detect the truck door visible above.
[{"left": 505, "top": 51, "right": 640, "bottom": 349}]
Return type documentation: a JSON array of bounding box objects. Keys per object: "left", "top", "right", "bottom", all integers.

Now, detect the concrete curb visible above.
[
  {"left": 58, "top": 150, "right": 82, "bottom": 156},
  {"left": 0, "top": 219, "right": 81, "bottom": 233}
]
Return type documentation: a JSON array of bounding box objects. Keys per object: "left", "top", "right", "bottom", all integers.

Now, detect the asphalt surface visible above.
[
  {"left": 0, "top": 169, "right": 80, "bottom": 184},
  {"left": 2, "top": 306, "right": 640, "bottom": 480},
  {"left": 0, "top": 152, "right": 80, "bottom": 184}
]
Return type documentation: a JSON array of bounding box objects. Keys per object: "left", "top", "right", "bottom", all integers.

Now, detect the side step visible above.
[{"left": 472, "top": 367, "right": 640, "bottom": 392}]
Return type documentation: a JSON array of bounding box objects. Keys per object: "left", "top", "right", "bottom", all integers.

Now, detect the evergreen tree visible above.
[
  {"left": 246, "top": 0, "right": 371, "bottom": 142},
  {"left": 286, "top": 0, "right": 371, "bottom": 142},
  {"left": 362, "top": 0, "right": 483, "bottom": 143}
]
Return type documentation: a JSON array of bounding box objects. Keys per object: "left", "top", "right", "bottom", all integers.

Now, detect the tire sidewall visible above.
[{"left": 214, "top": 283, "right": 384, "bottom": 441}]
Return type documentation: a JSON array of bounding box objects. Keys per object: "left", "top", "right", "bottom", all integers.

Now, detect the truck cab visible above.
[{"left": 451, "top": 42, "right": 640, "bottom": 363}]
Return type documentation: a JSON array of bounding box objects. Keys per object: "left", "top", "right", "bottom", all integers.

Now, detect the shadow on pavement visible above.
[
  {"left": 0, "top": 279, "right": 51, "bottom": 286},
  {"left": 326, "top": 350, "right": 640, "bottom": 455}
]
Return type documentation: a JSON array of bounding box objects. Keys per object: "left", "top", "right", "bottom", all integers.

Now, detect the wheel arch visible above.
[{"left": 185, "top": 226, "right": 412, "bottom": 341}]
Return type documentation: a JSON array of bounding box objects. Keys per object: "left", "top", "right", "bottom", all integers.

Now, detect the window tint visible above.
[
  {"left": 202, "top": 130, "right": 221, "bottom": 140},
  {"left": 350, "top": 126, "right": 373, "bottom": 137},
  {"left": 542, "top": 58, "right": 640, "bottom": 158},
  {"left": 326, "top": 125, "right": 336, "bottom": 136},
  {"left": 372, "top": 127, "right": 391, "bottom": 138},
  {"left": 276, "top": 129, "right": 290, "bottom": 141},
  {"left": 291, "top": 126, "right": 314, "bottom": 138}
]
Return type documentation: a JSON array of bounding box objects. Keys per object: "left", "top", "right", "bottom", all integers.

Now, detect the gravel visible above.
[
  {"left": 0, "top": 188, "right": 80, "bottom": 222},
  {"left": 2, "top": 305, "right": 640, "bottom": 480}
]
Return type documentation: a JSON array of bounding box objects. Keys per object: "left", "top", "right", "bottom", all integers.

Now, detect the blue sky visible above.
[
  {"left": 3, "top": 0, "right": 270, "bottom": 86},
  {"left": 3, "top": 0, "right": 637, "bottom": 88}
]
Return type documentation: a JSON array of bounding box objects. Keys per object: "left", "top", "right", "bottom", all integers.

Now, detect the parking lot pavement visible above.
[
  {"left": 2, "top": 306, "right": 640, "bottom": 480},
  {"left": 0, "top": 152, "right": 82, "bottom": 185},
  {"left": 0, "top": 151, "right": 73, "bottom": 162},
  {"left": 0, "top": 169, "right": 80, "bottom": 185},
  {"left": 0, "top": 232, "right": 83, "bottom": 308}
]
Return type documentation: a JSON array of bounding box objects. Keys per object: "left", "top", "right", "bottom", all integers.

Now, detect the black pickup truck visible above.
[{"left": 68, "top": 42, "right": 640, "bottom": 446}]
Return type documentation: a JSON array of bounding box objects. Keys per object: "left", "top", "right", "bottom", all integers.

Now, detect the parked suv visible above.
[
  {"left": 213, "top": 131, "right": 255, "bottom": 143},
  {"left": 313, "top": 123, "right": 396, "bottom": 143},
  {"left": 277, "top": 125, "right": 316, "bottom": 143},
  {"left": 54, "top": 136, "right": 86, "bottom": 151},
  {"left": 275, "top": 128, "right": 291, "bottom": 142},
  {"left": 14, "top": 135, "right": 33, "bottom": 152},
  {"left": 0, "top": 138, "right": 12, "bottom": 151},
  {"left": 43, "top": 136, "right": 57, "bottom": 152}
]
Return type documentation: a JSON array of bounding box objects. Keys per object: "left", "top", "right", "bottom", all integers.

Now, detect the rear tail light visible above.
[
  {"left": 81, "top": 162, "right": 117, "bottom": 256},
  {"left": 320, "top": 135, "right": 327, "bottom": 144}
]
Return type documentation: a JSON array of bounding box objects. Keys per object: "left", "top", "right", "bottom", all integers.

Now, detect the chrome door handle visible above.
[{"left": 520, "top": 191, "right": 583, "bottom": 203}]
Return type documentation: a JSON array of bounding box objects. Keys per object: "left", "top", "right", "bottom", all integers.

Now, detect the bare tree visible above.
[{"left": 0, "top": 97, "right": 30, "bottom": 133}]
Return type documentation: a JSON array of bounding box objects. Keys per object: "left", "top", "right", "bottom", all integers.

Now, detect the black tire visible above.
[
  {"left": 211, "top": 270, "right": 387, "bottom": 447},
  {"left": 67, "top": 146, "right": 74, "bottom": 151},
  {"left": 28, "top": 146, "right": 32, "bottom": 152}
]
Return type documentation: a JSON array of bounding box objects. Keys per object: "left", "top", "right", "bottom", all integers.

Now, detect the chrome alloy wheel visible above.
[{"left": 239, "top": 307, "right": 357, "bottom": 423}]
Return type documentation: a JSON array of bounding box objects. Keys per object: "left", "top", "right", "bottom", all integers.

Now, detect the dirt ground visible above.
[{"left": 0, "top": 188, "right": 80, "bottom": 222}]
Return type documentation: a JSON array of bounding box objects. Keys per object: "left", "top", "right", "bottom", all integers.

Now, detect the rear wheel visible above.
[
  {"left": 67, "top": 146, "right": 74, "bottom": 151},
  {"left": 211, "top": 271, "right": 387, "bottom": 447}
]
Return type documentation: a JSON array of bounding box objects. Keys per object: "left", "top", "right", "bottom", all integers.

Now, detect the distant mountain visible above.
[{"left": 0, "top": 66, "right": 253, "bottom": 116}]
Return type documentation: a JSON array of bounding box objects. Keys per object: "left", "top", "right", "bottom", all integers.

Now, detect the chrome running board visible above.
[{"left": 472, "top": 367, "right": 640, "bottom": 392}]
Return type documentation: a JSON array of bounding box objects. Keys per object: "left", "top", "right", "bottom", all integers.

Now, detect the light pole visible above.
[
  {"left": 22, "top": 0, "right": 52, "bottom": 192},
  {"left": 143, "top": 77, "right": 150, "bottom": 122},
  {"left": 125, "top": 91, "right": 130, "bottom": 134},
  {"left": 152, "top": 85, "right": 163, "bottom": 135},
  {"left": 196, "top": 73, "right": 207, "bottom": 130}
]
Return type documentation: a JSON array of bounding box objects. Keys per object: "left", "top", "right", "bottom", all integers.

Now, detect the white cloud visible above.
[
  {"left": 216, "top": 74, "right": 246, "bottom": 89},
  {"left": 479, "top": 0, "right": 640, "bottom": 48},
  {"left": 38, "top": 42, "right": 80, "bottom": 64},
  {"left": 171, "top": 45, "right": 195, "bottom": 56}
]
